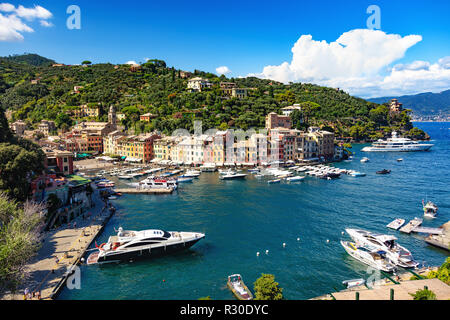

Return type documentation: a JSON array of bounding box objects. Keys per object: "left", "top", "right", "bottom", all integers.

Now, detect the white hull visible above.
[
  {"left": 341, "top": 241, "right": 396, "bottom": 272},
  {"left": 346, "top": 228, "right": 418, "bottom": 268},
  {"left": 362, "top": 145, "right": 432, "bottom": 152}
]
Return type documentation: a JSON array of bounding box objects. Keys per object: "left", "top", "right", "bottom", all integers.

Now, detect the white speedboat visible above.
[
  {"left": 268, "top": 179, "right": 281, "bottom": 184},
  {"left": 118, "top": 175, "right": 134, "bottom": 180},
  {"left": 341, "top": 241, "right": 396, "bottom": 272},
  {"left": 182, "top": 170, "right": 201, "bottom": 178},
  {"left": 362, "top": 132, "right": 433, "bottom": 152},
  {"left": 177, "top": 177, "right": 194, "bottom": 183},
  {"left": 361, "top": 157, "right": 370, "bottom": 163},
  {"left": 350, "top": 171, "right": 366, "bottom": 177},
  {"left": 286, "top": 176, "right": 305, "bottom": 182},
  {"left": 386, "top": 218, "right": 405, "bottom": 230},
  {"left": 342, "top": 278, "right": 365, "bottom": 289},
  {"left": 345, "top": 228, "right": 418, "bottom": 268},
  {"left": 220, "top": 173, "right": 247, "bottom": 180},
  {"left": 423, "top": 200, "right": 438, "bottom": 218},
  {"left": 87, "top": 227, "right": 205, "bottom": 265}
]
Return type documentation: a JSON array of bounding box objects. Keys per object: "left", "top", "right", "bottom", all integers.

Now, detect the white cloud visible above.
[
  {"left": 125, "top": 61, "right": 139, "bottom": 65},
  {"left": 216, "top": 66, "right": 231, "bottom": 75},
  {"left": 0, "top": 3, "right": 15, "bottom": 12},
  {"left": 0, "top": 3, "right": 52, "bottom": 41},
  {"left": 40, "top": 20, "right": 53, "bottom": 27},
  {"left": 0, "top": 13, "right": 33, "bottom": 41},
  {"left": 248, "top": 29, "right": 450, "bottom": 98},
  {"left": 16, "top": 5, "right": 52, "bottom": 20}
]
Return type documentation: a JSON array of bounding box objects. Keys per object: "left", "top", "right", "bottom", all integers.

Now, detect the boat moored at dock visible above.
[
  {"left": 345, "top": 228, "right": 419, "bottom": 268},
  {"left": 87, "top": 227, "right": 205, "bottom": 265},
  {"left": 387, "top": 218, "right": 405, "bottom": 230},
  {"left": 341, "top": 241, "right": 397, "bottom": 272}
]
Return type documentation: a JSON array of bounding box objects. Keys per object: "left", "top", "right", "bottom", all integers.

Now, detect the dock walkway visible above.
[
  {"left": 400, "top": 218, "right": 423, "bottom": 234},
  {"left": 425, "top": 221, "right": 450, "bottom": 251},
  {"left": 330, "top": 278, "right": 450, "bottom": 300},
  {"left": 413, "top": 226, "right": 443, "bottom": 235}
]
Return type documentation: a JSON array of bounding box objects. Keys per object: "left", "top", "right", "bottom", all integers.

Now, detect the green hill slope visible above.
[{"left": 0, "top": 55, "right": 422, "bottom": 140}]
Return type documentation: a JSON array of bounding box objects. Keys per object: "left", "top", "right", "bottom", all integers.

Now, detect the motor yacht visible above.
[
  {"left": 86, "top": 227, "right": 205, "bottom": 265},
  {"left": 345, "top": 228, "right": 418, "bottom": 268},
  {"left": 341, "top": 241, "right": 396, "bottom": 272},
  {"left": 220, "top": 172, "right": 247, "bottom": 180},
  {"left": 362, "top": 132, "right": 433, "bottom": 152}
]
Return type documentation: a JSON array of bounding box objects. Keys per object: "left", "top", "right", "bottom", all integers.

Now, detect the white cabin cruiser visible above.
[
  {"left": 137, "top": 177, "right": 178, "bottom": 190},
  {"left": 345, "top": 228, "right": 418, "bottom": 268},
  {"left": 423, "top": 200, "right": 438, "bottom": 218},
  {"left": 87, "top": 227, "right": 205, "bottom": 265},
  {"left": 341, "top": 241, "right": 396, "bottom": 272},
  {"left": 362, "top": 132, "right": 433, "bottom": 152}
]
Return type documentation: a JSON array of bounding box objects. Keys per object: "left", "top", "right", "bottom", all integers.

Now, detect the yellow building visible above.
[{"left": 153, "top": 136, "right": 179, "bottom": 160}]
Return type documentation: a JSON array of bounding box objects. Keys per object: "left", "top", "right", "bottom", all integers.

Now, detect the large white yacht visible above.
[
  {"left": 345, "top": 229, "right": 418, "bottom": 268},
  {"left": 87, "top": 227, "right": 205, "bottom": 265},
  {"left": 341, "top": 241, "right": 396, "bottom": 272},
  {"left": 362, "top": 132, "right": 433, "bottom": 152}
]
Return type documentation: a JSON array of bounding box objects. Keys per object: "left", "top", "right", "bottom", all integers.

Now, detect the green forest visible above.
[{"left": 0, "top": 54, "right": 426, "bottom": 141}]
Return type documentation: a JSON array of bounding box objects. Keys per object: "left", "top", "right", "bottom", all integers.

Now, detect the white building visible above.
[{"left": 187, "top": 77, "right": 213, "bottom": 92}]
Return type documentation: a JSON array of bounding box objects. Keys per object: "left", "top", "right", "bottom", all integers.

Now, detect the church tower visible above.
[{"left": 108, "top": 105, "right": 117, "bottom": 125}]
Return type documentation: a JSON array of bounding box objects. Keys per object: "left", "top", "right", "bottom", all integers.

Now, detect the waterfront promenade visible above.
[{"left": 1, "top": 188, "right": 113, "bottom": 300}]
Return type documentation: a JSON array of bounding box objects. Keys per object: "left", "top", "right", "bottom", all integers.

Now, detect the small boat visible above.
[
  {"left": 341, "top": 241, "right": 396, "bottom": 272},
  {"left": 248, "top": 168, "right": 260, "bottom": 174},
  {"left": 268, "top": 179, "right": 281, "bottom": 184},
  {"left": 286, "top": 176, "right": 305, "bottom": 182},
  {"left": 376, "top": 169, "right": 391, "bottom": 175},
  {"left": 423, "top": 200, "right": 438, "bottom": 218},
  {"left": 319, "top": 172, "right": 340, "bottom": 180},
  {"left": 220, "top": 173, "right": 247, "bottom": 180},
  {"left": 118, "top": 175, "right": 133, "bottom": 180},
  {"left": 177, "top": 177, "right": 194, "bottom": 183},
  {"left": 342, "top": 278, "right": 365, "bottom": 289},
  {"left": 361, "top": 157, "right": 370, "bottom": 163},
  {"left": 108, "top": 196, "right": 117, "bottom": 200},
  {"left": 387, "top": 218, "right": 405, "bottom": 230},
  {"left": 227, "top": 274, "right": 253, "bottom": 300},
  {"left": 350, "top": 172, "right": 366, "bottom": 177},
  {"left": 397, "top": 158, "right": 404, "bottom": 162}
]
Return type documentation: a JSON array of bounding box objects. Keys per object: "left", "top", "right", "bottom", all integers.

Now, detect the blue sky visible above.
[{"left": 1, "top": 0, "right": 449, "bottom": 98}]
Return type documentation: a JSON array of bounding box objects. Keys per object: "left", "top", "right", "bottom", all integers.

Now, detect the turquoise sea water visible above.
[{"left": 59, "top": 122, "right": 450, "bottom": 300}]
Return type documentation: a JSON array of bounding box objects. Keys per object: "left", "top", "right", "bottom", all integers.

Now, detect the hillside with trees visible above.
[
  {"left": 0, "top": 54, "right": 426, "bottom": 141},
  {"left": 369, "top": 90, "right": 450, "bottom": 118}
]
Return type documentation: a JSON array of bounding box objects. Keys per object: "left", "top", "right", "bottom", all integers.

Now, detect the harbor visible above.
[{"left": 55, "top": 122, "right": 449, "bottom": 300}]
